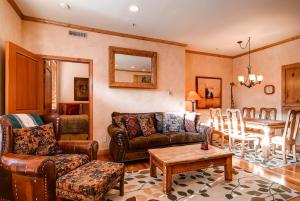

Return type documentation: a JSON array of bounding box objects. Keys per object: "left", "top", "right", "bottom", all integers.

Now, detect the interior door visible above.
[{"left": 5, "top": 42, "right": 44, "bottom": 115}]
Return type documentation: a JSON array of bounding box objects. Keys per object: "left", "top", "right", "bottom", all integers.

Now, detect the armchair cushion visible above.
[
  {"left": 49, "top": 154, "right": 89, "bottom": 178},
  {"left": 35, "top": 123, "right": 61, "bottom": 156},
  {"left": 13, "top": 127, "right": 40, "bottom": 154}
]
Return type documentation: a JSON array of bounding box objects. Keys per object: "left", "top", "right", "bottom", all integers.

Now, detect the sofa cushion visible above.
[
  {"left": 184, "top": 113, "right": 196, "bottom": 132},
  {"left": 112, "top": 115, "right": 126, "bottom": 130},
  {"left": 56, "top": 160, "right": 124, "bottom": 201},
  {"left": 137, "top": 114, "right": 156, "bottom": 136},
  {"left": 154, "top": 112, "right": 164, "bottom": 133},
  {"left": 13, "top": 127, "right": 40, "bottom": 155},
  {"left": 185, "top": 132, "right": 205, "bottom": 143},
  {"left": 163, "top": 112, "right": 185, "bottom": 133},
  {"left": 129, "top": 136, "right": 149, "bottom": 150},
  {"left": 165, "top": 132, "right": 187, "bottom": 144},
  {"left": 123, "top": 115, "right": 142, "bottom": 139},
  {"left": 49, "top": 154, "right": 89, "bottom": 178},
  {"left": 147, "top": 133, "right": 170, "bottom": 147}
]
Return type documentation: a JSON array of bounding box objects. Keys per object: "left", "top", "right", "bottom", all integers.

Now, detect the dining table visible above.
[{"left": 222, "top": 116, "right": 286, "bottom": 162}]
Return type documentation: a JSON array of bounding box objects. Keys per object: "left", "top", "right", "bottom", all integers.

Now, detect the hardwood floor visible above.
[{"left": 99, "top": 153, "right": 300, "bottom": 200}]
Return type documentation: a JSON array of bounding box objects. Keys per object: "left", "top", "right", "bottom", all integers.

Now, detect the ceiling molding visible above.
[
  {"left": 233, "top": 34, "right": 300, "bottom": 58},
  {"left": 186, "top": 50, "right": 233, "bottom": 59},
  {"left": 7, "top": 0, "right": 24, "bottom": 18},
  {"left": 22, "top": 16, "right": 187, "bottom": 47},
  {"left": 7, "top": 0, "right": 187, "bottom": 47}
]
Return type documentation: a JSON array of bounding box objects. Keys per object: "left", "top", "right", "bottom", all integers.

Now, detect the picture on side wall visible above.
[
  {"left": 195, "top": 76, "right": 222, "bottom": 109},
  {"left": 74, "top": 77, "right": 89, "bottom": 101}
]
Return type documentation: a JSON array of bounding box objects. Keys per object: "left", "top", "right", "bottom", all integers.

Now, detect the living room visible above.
[{"left": 0, "top": 0, "right": 300, "bottom": 200}]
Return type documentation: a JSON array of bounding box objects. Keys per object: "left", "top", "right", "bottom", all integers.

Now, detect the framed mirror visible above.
[{"left": 109, "top": 46, "right": 157, "bottom": 89}]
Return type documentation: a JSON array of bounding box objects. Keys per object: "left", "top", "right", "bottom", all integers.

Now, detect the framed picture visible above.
[
  {"left": 74, "top": 77, "right": 89, "bottom": 101},
  {"left": 264, "top": 84, "right": 275, "bottom": 95},
  {"left": 195, "top": 76, "right": 222, "bottom": 109}
]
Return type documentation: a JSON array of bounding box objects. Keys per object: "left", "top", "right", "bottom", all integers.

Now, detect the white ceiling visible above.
[{"left": 15, "top": 0, "right": 300, "bottom": 55}]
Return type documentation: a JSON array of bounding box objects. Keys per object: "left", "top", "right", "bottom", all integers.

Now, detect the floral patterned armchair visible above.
[{"left": 0, "top": 113, "right": 99, "bottom": 201}]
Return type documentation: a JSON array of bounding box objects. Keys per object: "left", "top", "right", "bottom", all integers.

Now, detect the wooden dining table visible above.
[{"left": 222, "top": 116, "right": 286, "bottom": 162}]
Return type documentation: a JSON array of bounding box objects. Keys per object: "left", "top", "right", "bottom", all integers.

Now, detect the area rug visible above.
[
  {"left": 212, "top": 134, "right": 300, "bottom": 168},
  {"left": 106, "top": 167, "right": 300, "bottom": 201}
]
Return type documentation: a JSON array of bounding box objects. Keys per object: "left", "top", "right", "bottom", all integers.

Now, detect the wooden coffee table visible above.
[{"left": 148, "top": 144, "right": 233, "bottom": 193}]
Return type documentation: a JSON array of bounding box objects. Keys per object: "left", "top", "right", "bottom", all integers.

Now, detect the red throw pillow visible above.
[
  {"left": 66, "top": 104, "right": 80, "bottom": 115},
  {"left": 123, "top": 115, "right": 142, "bottom": 139}
]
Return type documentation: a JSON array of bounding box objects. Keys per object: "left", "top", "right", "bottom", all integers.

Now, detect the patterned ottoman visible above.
[{"left": 56, "top": 160, "right": 124, "bottom": 201}]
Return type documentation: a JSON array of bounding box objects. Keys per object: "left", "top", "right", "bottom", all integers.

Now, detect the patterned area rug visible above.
[
  {"left": 106, "top": 167, "right": 300, "bottom": 201},
  {"left": 212, "top": 134, "right": 300, "bottom": 168}
]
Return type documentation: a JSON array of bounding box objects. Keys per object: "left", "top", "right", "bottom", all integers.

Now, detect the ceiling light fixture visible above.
[
  {"left": 131, "top": 66, "right": 136, "bottom": 69},
  {"left": 129, "top": 5, "right": 139, "bottom": 12},
  {"left": 237, "top": 37, "right": 263, "bottom": 88},
  {"left": 59, "top": 2, "right": 71, "bottom": 10}
]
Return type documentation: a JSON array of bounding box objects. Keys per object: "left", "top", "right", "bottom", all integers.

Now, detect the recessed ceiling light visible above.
[
  {"left": 131, "top": 66, "right": 136, "bottom": 69},
  {"left": 129, "top": 5, "right": 139, "bottom": 12},
  {"left": 59, "top": 2, "right": 71, "bottom": 10}
]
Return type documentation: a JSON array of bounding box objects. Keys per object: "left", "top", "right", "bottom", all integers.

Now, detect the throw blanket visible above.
[
  {"left": 60, "top": 114, "right": 89, "bottom": 134},
  {"left": 0, "top": 114, "right": 44, "bottom": 128}
]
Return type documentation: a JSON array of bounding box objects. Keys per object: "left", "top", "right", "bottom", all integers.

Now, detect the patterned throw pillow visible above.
[
  {"left": 112, "top": 115, "right": 126, "bottom": 130},
  {"left": 137, "top": 114, "right": 156, "bottom": 136},
  {"left": 123, "top": 115, "right": 142, "bottom": 139},
  {"left": 154, "top": 113, "right": 163, "bottom": 133},
  {"left": 36, "top": 123, "right": 61, "bottom": 156},
  {"left": 163, "top": 112, "right": 185, "bottom": 133},
  {"left": 13, "top": 127, "right": 40, "bottom": 154},
  {"left": 184, "top": 113, "right": 197, "bottom": 132},
  {"left": 66, "top": 104, "right": 80, "bottom": 115}
]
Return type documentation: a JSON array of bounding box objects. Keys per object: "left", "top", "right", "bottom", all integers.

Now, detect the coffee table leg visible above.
[
  {"left": 150, "top": 155, "right": 157, "bottom": 178},
  {"left": 224, "top": 156, "right": 232, "bottom": 181},
  {"left": 163, "top": 166, "right": 172, "bottom": 193}
]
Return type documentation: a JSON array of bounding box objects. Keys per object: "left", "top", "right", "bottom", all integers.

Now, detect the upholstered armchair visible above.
[{"left": 0, "top": 113, "right": 99, "bottom": 201}]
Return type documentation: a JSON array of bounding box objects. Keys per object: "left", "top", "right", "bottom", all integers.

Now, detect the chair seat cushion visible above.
[
  {"left": 49, "top": 154, "right": 89, "bottom": 177},
  {"left": 56, "top": 160, "right": 124, "bottom": 201}
]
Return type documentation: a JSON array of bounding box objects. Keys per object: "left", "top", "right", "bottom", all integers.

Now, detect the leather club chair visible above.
[{"left": 0, "top": 113, "right": 99, "bottom": 201}]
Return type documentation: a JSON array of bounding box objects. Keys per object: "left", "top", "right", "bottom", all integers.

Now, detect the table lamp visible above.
[{"left": 186, "top": 91, "right": 200, "bottom": 112}]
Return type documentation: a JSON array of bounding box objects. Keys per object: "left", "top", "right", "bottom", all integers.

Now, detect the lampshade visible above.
[{"left": 186, "top": 91, "right": 200, "bottom": 101}]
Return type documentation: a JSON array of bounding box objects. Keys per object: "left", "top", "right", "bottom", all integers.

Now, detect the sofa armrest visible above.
[
  {"left": 197, "top": 125, "right": 213, "bottom": 143},
  {"left": 108, "top": 124, "right": 129, "bottom": 162},
  {"left": 57, "top": 140, "right": 99, "bottom": 160},
  {"left": 1, "top": 153, "right": 55, "bottom": 177}
]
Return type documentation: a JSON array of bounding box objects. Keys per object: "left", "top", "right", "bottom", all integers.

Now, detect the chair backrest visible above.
[
  {"left": 259, "top": 108, "right": 277, "bottom": 120},
  {"left": 209, "top": 108, "right": 224, "bottom": 131},
  {"left": 226, "top": 109, "right": 245, "bottom": 136},
  {"left": 242, "top": 107, "right": 256, "bottom": 118},
  {"left": 282, "top": 110, "right": 300, "bottom": 143}
]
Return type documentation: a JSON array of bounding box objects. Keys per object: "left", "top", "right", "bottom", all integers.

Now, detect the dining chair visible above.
[
  {"left": 242, "top": 107, "right": 256, "bottom": 118},
  {"left": 271, "top": 110, "right": 300, "bottom": 164},
  {"left": 209, "top": 108, "right": 228, "bottom": 148},
  {"left": 226, "top": 109, "right": 261, "bottom": 157},
  {"left": 259, "top": 108, "right": 277, "bottom": 120}
]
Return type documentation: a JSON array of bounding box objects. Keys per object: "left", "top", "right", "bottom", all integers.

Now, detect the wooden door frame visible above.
[{"left": 40, "top": 55, "right": 94, "bottom": 140}]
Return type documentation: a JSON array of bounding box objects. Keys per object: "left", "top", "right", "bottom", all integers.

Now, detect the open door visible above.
[{"left": 5, "top": 42, "right": 44, "bottom": 115}]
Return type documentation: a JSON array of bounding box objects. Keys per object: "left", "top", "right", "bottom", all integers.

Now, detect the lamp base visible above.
[{"left": 191, "top": 101, "right": 196, "bottom": 112}]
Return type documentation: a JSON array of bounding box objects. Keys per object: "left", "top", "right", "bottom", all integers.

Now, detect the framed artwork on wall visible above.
[
  {"left": 74, "top": 77, "right": 89, "bottom": 101},
  {"left": 264, "top": 84, "right": 275, "bottom": 95},
  {"left": 195, "top": 76, "right": 222, "bottom": 109}
]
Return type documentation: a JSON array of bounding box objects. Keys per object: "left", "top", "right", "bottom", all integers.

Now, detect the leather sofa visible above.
[
  {"left": 108, "top": 112, "right": 212, "bottom": 162},
  {"left": 0, "top": 113, "right": 99, "bottom": 201}
]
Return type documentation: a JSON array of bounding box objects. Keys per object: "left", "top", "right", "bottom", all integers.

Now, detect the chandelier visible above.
[{"left": 237, "top": 37, "right": 263, "bottom": 88}]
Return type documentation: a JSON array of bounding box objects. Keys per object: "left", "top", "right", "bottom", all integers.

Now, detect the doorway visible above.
[{"left": 42, "top": 55, "right": 93, "bottom": 140}]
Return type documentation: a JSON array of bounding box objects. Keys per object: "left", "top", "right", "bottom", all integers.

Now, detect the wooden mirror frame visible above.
[{"left": 109, "top": 46, "right": 157, "bottom": 89}]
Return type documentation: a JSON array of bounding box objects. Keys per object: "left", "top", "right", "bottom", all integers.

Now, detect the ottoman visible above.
[{"left": 56, "top": 160, "right": 124, "bottom": 201}]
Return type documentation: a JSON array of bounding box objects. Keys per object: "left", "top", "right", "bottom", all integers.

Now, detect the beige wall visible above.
[
  {"left": 22, "top": 21, "right": 186, "bottom": 150},
  {"left": 233, "top": 39, "right": 300, "bottom": 120},
  {"left": 58, "top": 62, "right": 89, "bottom": 103},
  {"left": 0, "top": 0, "right": 22, "bottom": 114},
  {"left": 186, "top": 53, "right": 233, "bottom": 122}
]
